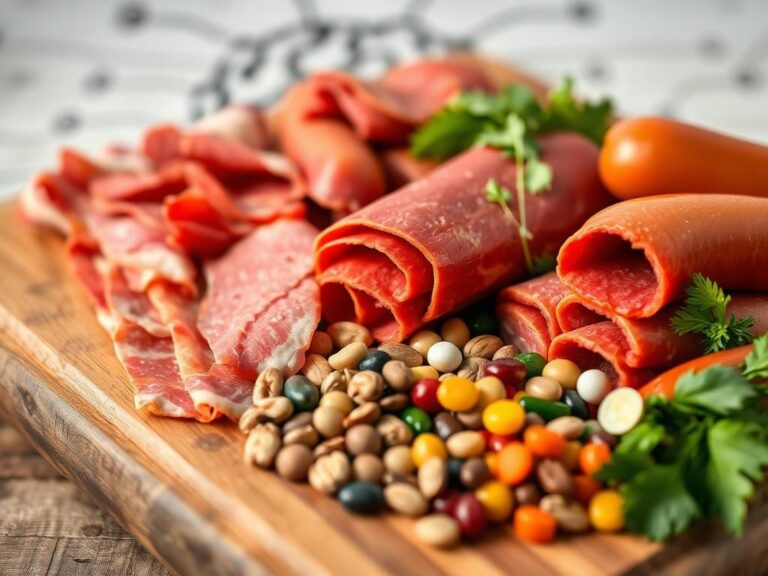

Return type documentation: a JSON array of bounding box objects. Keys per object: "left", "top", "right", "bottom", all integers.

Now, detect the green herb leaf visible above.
[
  {"left": 615, "top": 420, "right": 668, "bottom": 456},
  {"left": 410, "top": 110, "right": 486, "bottom": 161},
  {"left": 524, "top": 156, "right": 553, "bottom": 193},
  {"left": 530, "top": 254, "right": 557, "bottom": 275},
  {"left": 705, "top": 420, "right": 768, "bottom": 534},
  {"left": 671, "top": 274, "right": 757, "bottom": 353},
  {"left": 483, "top": 178, "right": 511, "bottom": 205},
  {"left": 744, "top": 333, "right": 768, "bottom": 380},
  {"left": 595, "top": 451, "right": 654, "bottom": 483},
  {"left": 674, "top": 366, "right": 758, "bottom": 416},
  {"left": 621, "top": 465, "right": 702, "bottom": 541},
  {"left": 540, "top": 77, "right": 614, "bottom": 145}
]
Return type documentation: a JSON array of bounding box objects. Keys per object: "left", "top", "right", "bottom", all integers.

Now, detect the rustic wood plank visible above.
[
  {"left": 0, "top": 537, "right": 57, "bottom": 576},
  {"left": 1, "top": 199, "right": 768, "bottom": 576}
]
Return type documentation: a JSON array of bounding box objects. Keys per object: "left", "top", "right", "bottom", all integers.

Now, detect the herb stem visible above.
[{"left": 512, "top": 129, "right": 534, "bottom": 273}]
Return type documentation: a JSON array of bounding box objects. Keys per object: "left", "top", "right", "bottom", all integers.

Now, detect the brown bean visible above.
[
  {"left": 312, "top": 405, "right": 345, "bottom": 438},
  {"left": 384, "top": 483, "right": 429, "bottom": 517},
  {"left": 440, "top": 318, "right": 471, "bottom": 348},
  {"left": 282, "top": 412, "right": 313, "bottom": 435},
  {"left": 492, "top": 344, "right": 521, "bottom": 360},
  {"left": 347, "top": 370, "right": 384, "bottom": 403},
  {"left": 547, "top": 416, "right": 585, "bottom": 440},
  {"left": 459, "top": 458, "right": 490, "bottom": 489},
  {"left": 329, "top": 342, "right": 369, "bottom": 371},
  {"left": 275, "top": 444, "right": 313, "bottom": 481},
  {"left": 515, "top": 483, "right": 542, "bottom": 506},
  {"left": 446, "top": 431, "right": 486, "bottom": 459},
  {"left": 309, "top": 451, "right": 351, "bottom": 494},
  {"left": 418, "top": 457, "right": 448, "bottom": 499},
  {"left": 308, "top": 330, "right": 333, "bottom": 356},
  {"left": 378, "top": 343, "right": 422, "bottom": 368},
  {"left": 536, "top": 459, "right": 573, "bottom": 496},
  {"left": 525, "top": 376, "right": 563, "bottom": 401},
  {"left": 433, "top": 412, "right": 463, "bottom": 440},
  {"left": 352, "top": 454, "right": 385, "bottom": 483},
  {"left": 376, "top": 415, "right": 413, "bottom": 447},
  {"left": 456, "top": 408, "right": 483, "bottom": 430},
  {"left": 539, "top": 494, "right": 590, "bottom": 533},
  {"left": 327, "top": 321, "right": 373, "bottom": 348},
  {"left": 379, "top": 393, "right": 409, "bottom": 412},
  {"left": 409, "top": 330, "right": 441, "bottom": 358},
  {"left": 345, "top": 424, "right": 382, "bottom": 456},
  {"left": 283, "top": 424, "right": 319, "bottom": 447},
  {"left": 319, "top": 390, "right": 354, "bottom": 415},
  {"left": 415, "top": 515, "right": 460, "bottom": 548},
  {"left": 381, "top": 360, "right": 414, "bottom": 391},
  {"left": 253, "top": 367, "right": 283, "bottom": 402},
  {"left": 463, "top": 335, "right": 503, "bottom": 359},
  {"left": 343, "top": 402, "right": 381, "bottom": 428},
  {"left": 383, "top": 445, "right": 415, "bottom": 475}
]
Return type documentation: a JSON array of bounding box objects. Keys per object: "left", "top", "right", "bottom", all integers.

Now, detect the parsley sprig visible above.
[
  {"left": 596, "top": 335, "right": 768, "bottom": 541},
  {"left": 671, "top": 273, "right": 757, "bottom": 353},
  {"left": 411, "top": 78, "right": 612, "bottom": 275}
]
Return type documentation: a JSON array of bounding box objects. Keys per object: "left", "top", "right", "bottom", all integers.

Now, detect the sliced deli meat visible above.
[
  {"left": 496, "top": 272, "right": 570, "bottom": 357},
  {"left": 557, "top": 194, "right": 768, "bottom": 318},
  {"left": 548, "top": 295, "right": 768, "bottom": 387},
  {"left": 315, "top": 133, "right": 612, "bottom": 342}
]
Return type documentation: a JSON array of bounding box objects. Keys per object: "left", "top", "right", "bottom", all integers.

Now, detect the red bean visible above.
[
  {"left": 433, "top": 490, "right": 460, "bottom": 515},
  {"left": 452, "top": 493, "right": 488, "bottom": 537},
  {"left": 488, "top": 434, "right": 514, "bottom": 453},
  {"left": 484, "top": 359, "right": 527, "bottom": 390},
  {"left": 410, "top": 378, "right": 442, "bottom": 414}
]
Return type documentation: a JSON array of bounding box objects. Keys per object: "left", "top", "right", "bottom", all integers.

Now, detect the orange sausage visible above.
[
  {"left": 599, "top": 117, "right": 768, "bottom": 200},
  {"left": 638, "top": 345, "right": 752, "bottom": 399}
]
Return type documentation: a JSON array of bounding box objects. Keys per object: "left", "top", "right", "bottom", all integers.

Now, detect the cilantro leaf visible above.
[
  {"left": 671, "top": 274, "right": 757, "bottom": 353},
  {"left": 595, "top": 451, "right": 654, "bottom": 483},
  {"left": 524, "top": 156, "right": 552, "bottom": 194},
  {"left": 540, "top": 77, "right": 614, "bottom": 145},
  {"left": 705, "top": 420, "right": 768, "bottom": 534},
  {"left": 483, "top": 178, "right": 511, "bottom": 205},
  {"left": 410, "top": 110, "right": 486, "bottom": 161},
  {"left": 674, "top": 366, "right": 758, "bottom": 416},
  {"left": 615, "top": 420, "right": 668, "bottom": 456},
  {"left": 743, "top": 333, "right": 768, "bottom": 381},
  {"left": 621, "top": 465, "right": 702, "bottom": 541}
]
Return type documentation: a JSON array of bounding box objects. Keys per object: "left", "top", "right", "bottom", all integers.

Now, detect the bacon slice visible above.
[
  {"left": 557, "top": 194, "right": 768, "bottom": 318},
  {"left": 496, "top": 272, "right": 570, "bottom": 357},
  {"left": 316, "top": 134, "right": 611, "bottom": 342}
]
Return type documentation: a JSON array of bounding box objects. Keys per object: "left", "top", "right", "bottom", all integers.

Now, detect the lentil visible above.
[{"left": 524, "top": 425, "right": 567, "bottom": 459}]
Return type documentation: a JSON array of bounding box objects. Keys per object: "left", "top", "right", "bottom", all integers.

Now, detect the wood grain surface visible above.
[
  {"left": 1, "top": 201, "right": 767, "bottom": 576},
  {"left": 0, "top": 419, "right": 168, "bottom": 576}
]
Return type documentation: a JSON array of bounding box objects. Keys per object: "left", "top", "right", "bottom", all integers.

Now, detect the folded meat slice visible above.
[
  {"left": 549, "top": 295, "right": 768, "bottom": 387},
  {"left": 558, "top": 194, "right": 768, "bottom": 318},
  {"left": 496, "top": 272, "right": 570, "bottom": 357},
  {"left": 191, "top": 219, "right": 321, "bottom": 419},
  {"left": 276, "top": 56, "right": 522, "bottom": 212},
  {"left": 315, "top": 134, "right": 611, "bottom": 342}
]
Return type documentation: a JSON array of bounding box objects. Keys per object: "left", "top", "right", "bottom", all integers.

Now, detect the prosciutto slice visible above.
[
  {"left": 315, "top": 134, "right": 612, "bottom": 342},
  {"left": 558, "top": 194, "right": 768, "bottom": 318},
  {"left": 496, "top": 272, "right": 570, "bottom": 357}
]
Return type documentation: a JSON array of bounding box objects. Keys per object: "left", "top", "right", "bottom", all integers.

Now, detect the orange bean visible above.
[
  {"left": 579, "top": 444, "right": 612, "bottom": 476},
  {"left": 572, "top": 474, "right": 602, "bottom": 505},
  {"left": 497, "top": 443, "right": 534, "bottom": 486},
  {"left": 513, "top": 505, "right": 557, "bottom": 544},
  {"left": 523, "top": 425, "right": 566, "bottom": 459}
]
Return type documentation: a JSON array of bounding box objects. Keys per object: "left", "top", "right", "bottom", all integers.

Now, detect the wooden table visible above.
[
  {"left": 0, "top": 419, "right": 167, "bottom": 575},
  {"left": 2, "top": 202, "right": 768, "bottom": 576}
]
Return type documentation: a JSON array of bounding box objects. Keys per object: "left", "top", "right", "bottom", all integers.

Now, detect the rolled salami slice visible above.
[
  {"left": 496, "top": 272, "right": 570, "bottom": 357},
  {"left": 315, "top": 134, "right": 611, "bottom": 342},
  {"left": 558, "top": 194, "right": 768, "bottom": 318}
]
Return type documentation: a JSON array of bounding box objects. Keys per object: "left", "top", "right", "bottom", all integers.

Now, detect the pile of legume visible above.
[{"left": 239, "top": 315, "right": 645, "bottom": 548}]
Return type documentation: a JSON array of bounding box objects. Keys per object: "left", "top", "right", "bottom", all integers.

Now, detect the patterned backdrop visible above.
[{"left": 1, "top": 0, "right": 767, "bottom": 199}]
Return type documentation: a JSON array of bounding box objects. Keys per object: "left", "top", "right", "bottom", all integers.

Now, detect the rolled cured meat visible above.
[
  {"left": 549, "top": 295, "right": 768, "bottom": 387},
  {"left": 496, "top": 273, "right": 570, "bottom": 357},
  {"left": 277, "top": 56, "right": 548, "bottom": 212},
  {"left": 558, "top": 194, "right": 768, "bottom": 318},
  {"left": 315, "top": 133, "right": 612, "bottom": 342}
]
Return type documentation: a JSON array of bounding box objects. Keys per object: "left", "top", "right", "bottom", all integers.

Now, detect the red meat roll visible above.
[
  {"left": 558, "top": 194, "right": 768, "bottom": 318},
  {"left": 549, "top": 295, "right": 768, "bottom": 387},
  {"left": 496, "top": 272, "right": 570, "bottom": 357},
  {"left": 315, "top": 133, "right": 612, "bottom": 342}
]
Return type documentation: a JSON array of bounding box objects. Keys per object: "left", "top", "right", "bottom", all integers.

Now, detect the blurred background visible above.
[{"left": 1, "top": 0, "right": 768, "bottom": 200}]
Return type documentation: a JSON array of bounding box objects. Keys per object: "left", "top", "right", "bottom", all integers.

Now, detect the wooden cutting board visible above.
[{"left": 1, "top": 201, "right": 767, "bottom": 576}]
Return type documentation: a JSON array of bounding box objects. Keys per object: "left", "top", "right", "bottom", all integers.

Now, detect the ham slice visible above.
[
  {"left": 558, "top": 194, "right": 768, "bottom": 318},
  {"left": 316, "top": 133, "right": 612, "bottom": 342},
  {"left": 496, "top": 272, "right": 570, "bottom": 357}
]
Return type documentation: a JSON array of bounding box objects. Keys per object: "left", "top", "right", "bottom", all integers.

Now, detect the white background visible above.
[{"left": 1, "top": 0, "right": 767, "bottom": 200}]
